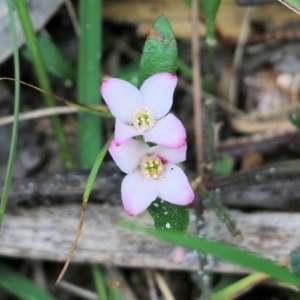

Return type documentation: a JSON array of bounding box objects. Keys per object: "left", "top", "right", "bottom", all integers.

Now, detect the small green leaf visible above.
[
  {"left": 291, "top": 246, "right": 300, "bottom": 275},
  {"left": 21, "top": 32, "right": 76, "bottom": 82},
  {"left": 289, "top": 113, "right": 300, "bottom": 128},
  {"left": 278, "top": 0, "right": 300, "bottom": 16},
  {"left": 139, "top": 14, "right": 177, "bottom": 86},
  {"left": 214, "top": 154, "right": 234, "bottom": 176},
  {"left": 147, "top": 198, "right": 189, "bottom": 233}
]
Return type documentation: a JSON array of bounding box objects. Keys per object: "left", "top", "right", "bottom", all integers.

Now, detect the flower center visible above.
[
  {"left": 132, "top": 107, "right": 155, "bottom": 132},
  {"left": 140, "top": 155, "right": 163, "bottom": 180}
]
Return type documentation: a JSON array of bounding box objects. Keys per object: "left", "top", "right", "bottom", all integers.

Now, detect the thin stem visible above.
[
  {"left": 191, "top": 0, "right": 212, "bottom": 299},
  {"left": 15, "top": 0, "right": 73, "bottom": 170},
  {"left": 191, "top": 0, "right": 204, "bottom": 176},
  {"left": 0, "top": 0, "right": 21, "bottom": 229}
]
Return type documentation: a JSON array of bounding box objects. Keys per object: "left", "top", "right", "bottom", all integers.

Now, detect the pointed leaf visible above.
[{"left": 139, "top": 14, "right": 177, "bottom": 86}]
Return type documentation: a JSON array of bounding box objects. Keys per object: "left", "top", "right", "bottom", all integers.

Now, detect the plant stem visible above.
[
  {"left": 0, "top": 0, "right": 21, "bottom": 229},
  {"left": 15, "top": 0, "right": 73, "bottom": 170},
  {"left": 77, "top": 0, "right": 102, "bottom": 168}
]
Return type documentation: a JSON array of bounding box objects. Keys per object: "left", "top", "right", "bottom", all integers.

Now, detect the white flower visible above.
[
  {"left": 109, "top": 139, "right": 194, "bottom": 215},
  {"left": 101, "top": 72, "right": 186, "bottom": 148}
]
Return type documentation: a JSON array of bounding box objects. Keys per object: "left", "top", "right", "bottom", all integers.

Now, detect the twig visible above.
[
  {"left": 228, "top": 7, "right": 254, "bottom": 107},
  {"left": 191, "top": 0, "right": 212, "bottom": 299},
  {"left": 191, "top": 0, "right": 203, "bottom": 176},
  {"left": 64, "top": 0, "right": 80, "bottom": 36},
  {"left": 57, "top": 280, "right": 98, "bottom": 300},
  {"left": 153, "top": 271, "right": 175, "bottom": 300},
  {"left": 145, "top": 270, "right": 159, "bottom": 300},
  {"left": 0, "top": 106, "right": 78, "bottom": 126}
]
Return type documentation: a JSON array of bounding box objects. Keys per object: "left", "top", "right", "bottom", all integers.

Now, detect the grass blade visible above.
[
  {"left": 15, "top": 0, "right": 73, "bottom": 170},
  {"left": 0, "top": 261, "right": 57, "bottom": 300},
  {"left": 120, "top": 221, "right": 300, "bottom": 289},
  {"left": 0, "top": 0, "right": 21, "bottom": 229},
  {"left": 92, "top": 265, "right": 109, "bottom": 300}
]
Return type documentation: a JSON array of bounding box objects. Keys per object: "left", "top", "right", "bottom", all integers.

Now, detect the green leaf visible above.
[
  {"left": 120, "top": 221, "right": 300, "bottom": 289},
  {"left": 214, "top": 154, "right": 234, "bottom": 176},
  {"left": 138, "top": 14, "right": 177, "bottom": 86},
  {"left": 291, "top": 247, "right": 300, "bottom": 276},
  {"left": 21, "top": 32, "right": 76, "bottom": 82},
  {"left": 289, "top": 113, "right": 300, "bottom": 128},
  {"left": 147, "top": 198, "right": 189, "bottom": 233},
  {"left": 0, "top": 261, "right": 57, "bottom": 300},
  {"left": 278, "top": 0, "right": 300, "bottom": 16},
  {"left": 203, "top": 0, "right": 221, "bottom": 43}
]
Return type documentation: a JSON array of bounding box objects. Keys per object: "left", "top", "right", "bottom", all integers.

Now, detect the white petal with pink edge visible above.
[
  {"left": 109, "top": 139, "right": 149, "bottom": 173},
  {"left": 144, "top": 113, "right": 186, "bottom": 148},
  {"left": 121, "top": 170, "right": 159, "bottom": 215},
  {"left": 148, "top": 142, "right": 187, "bottom": 164},
  {"left": 140, "top": 73, "right": 178, "bottom": 120},
  {"left": 114, "top": 119, "right": 139, "bottom": 144},
  {"left": 101, "top": 78, "right": 142, "bottom": 123},
  {"left": 158, "top": 164, "right": 194, "bottom": 205}
]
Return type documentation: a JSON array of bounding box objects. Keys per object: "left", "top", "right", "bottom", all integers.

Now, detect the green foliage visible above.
[
  {"left": 148, "top": 198, "right": 190, "bottom": 232},
  {"left": 83, "top": 138, "right": 111, "bottom": 202},
  {"left": 15, "top": 0, "right": 73, "bottom": 170},
  {"left": 289, "top": 113, "right": 300, "bottom": 128},
  {"left": 108, "top": 282, "right": 122, "bottom": 300},
  {"left": 0, "top": 261, "right": 57, "bottom": 300},
  {"left": 22, "top": 32, "right": 76, "bottom": 82},
  {"left": 0, "top": 0, "right": 21, "bottom": 229},
  {"left": 214, "top": 154, "right": 234, "bottom": 176},
  {"left": 278, "top": 0, "right": 300, "bottom": 15},
  {"left": 77, "top": 0, "right": 102, "bottom": 168},
  {"left": 291, "top": 246, "right": 300, "bottom": 276},
  {"left": 138, "top": 14, "right": 178, "bottom": 86},
  {"left": 92, "top": 265, "right": 108, "bottom": 300},
  {"left": 212, "top": 273, "right": 268, "bottom": 300},
  {"left": 202, "top": 0, "right": 221, "bottom": 43},
  {"left": 121, "top": 221, "right": 300, "bottom": 289}
]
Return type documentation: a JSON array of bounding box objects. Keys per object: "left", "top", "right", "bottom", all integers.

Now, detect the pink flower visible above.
[
  {"left": 101, "top": 72, "right": 186, "bottom": 148},
  {"left": 109, "top": 139, "right": 195, "bottom": 215}
]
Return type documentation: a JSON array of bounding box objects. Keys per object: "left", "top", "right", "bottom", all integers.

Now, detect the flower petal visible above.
[
  {"left": 109, "top": 139, "right": 148, "bottom": 173},
  {"left": 122, "top": 170, "right": 159, "bottom": 215},
  {"left": 140, "top": 73, "right": 178, "bottom": 119},
  {"left": 158, "top": 164, "right": 194, "bottom": 205},
  {"left": 144, "top": 113, "right": 186, "bottom": 148},
  {"left": 114, "top": 119, "right": 138, "bottom": 144},
  {"left": 101, "top": 78, "right": 142, "bottom": 123},
  {"left": 148, "top": 142, "right": 187, "bottom": 164}
]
